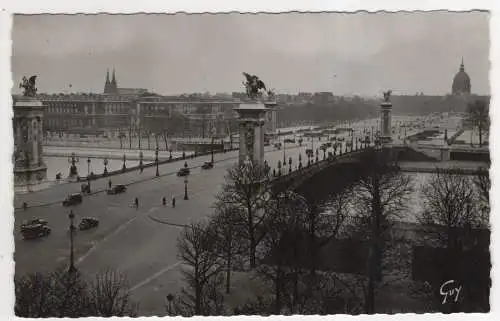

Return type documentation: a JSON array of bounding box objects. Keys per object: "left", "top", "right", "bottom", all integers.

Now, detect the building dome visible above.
[{"left": 452, "top": 58, "right": 471, "bottom": 95}]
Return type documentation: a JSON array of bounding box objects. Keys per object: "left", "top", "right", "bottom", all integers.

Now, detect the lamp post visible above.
[
  {"left": 155, "top": 147, "right": 159, "bottom": 177},
  {"left": 122, "top": 154, "right": 127, "bottom": 171},
  {"left": 277, "top": 160, "right": 282, "bottom": 176},
  {"left": 87, "top": 157, "right": 92, "bottom": 190},
  {"left": 211, "top": 135, "right": 215, "bottom": 164},
  {"left": 68, "top": 210, "right": 76, "bottom": 273},
  {"left": 166, "top": 293, "right": 174, "bottom": 316},
  {"left": 139, "top": 151, "right": 144, "bottom": 172},
  {"left": 68, "top": 152, "right": 79, "bottom": 177},
  {"left": 103, "top": 158, "right": 108, "bottom": 176},
  {"left": 184, "top": 177, "right": 189, "bottom": 200},
  {"left": 288, "top": 156, "right": 292, "bottom": 173}
]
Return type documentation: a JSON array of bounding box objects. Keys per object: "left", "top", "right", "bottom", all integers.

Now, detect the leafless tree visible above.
[
  {"left": 215, "top": 161, "right": 272, "bottom": 268},
  {"left": 474, "top": 167, "right": 490, "bottom": 223},
  {"left": 86, "top": 269, "right": 137, "bottom": 317},
  {"left": 350, "top": 148, "right": 414, "bottom": 314},
  {"left": 176, "top": 221, "right": 223, "bottom": 315},
  {"left": 306, "top": 186, "right": 352, "bottom": 276},
  {"left": 257, "top": 190, "right": 310, "bottom": 313},
  {"left": 15, "top": 267, "right": 137, "bottom": 317},
  {"left": 209, "top": 204, "right": 246, "bottom": 293},
  {"left": 467, "top": 99, "right": 489, "bottom": 146},
  {"left": 419, "top": 168, "right": 484, "bottom": 250}
]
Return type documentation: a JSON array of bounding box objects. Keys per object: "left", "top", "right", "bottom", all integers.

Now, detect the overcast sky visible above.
[{"left": 11, "top": 12, "right": 490, "bottom": 96}]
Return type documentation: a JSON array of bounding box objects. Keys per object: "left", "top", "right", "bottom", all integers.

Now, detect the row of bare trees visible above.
[
  {"left": 174, "top": 146, "right": 490, "bottom": 315},
  {"left": 15, "top": 268, "right": 137, "bottom": 317}
]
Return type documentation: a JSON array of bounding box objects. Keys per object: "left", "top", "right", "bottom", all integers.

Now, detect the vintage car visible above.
[
  {"left": 62, "top": 193, "right": 83, "bottom": 207},
  {"left": 284, "top": 138, "right": 296, "bottom": 144},
  {"left": 107, "top": 184, "right": 127, "bottom": 195},
  {"left": 177, "top": 168, "right": 190, "bottom": 177},
  {"left": 21, "top": 218, "right": 48, "bottom": 229},
  {"left": 79, "top": 217, "right": 99, "bottom": 231},
  {"left": 201, "top": 162, "right": 214, "bottom": 170},
  {"left": 21, "top": 224, "right": 51, "bottom": 240}
]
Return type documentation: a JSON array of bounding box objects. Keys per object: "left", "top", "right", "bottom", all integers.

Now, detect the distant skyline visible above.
[{"left": 11, "top": 12, "right": 490, "bottom": 96}]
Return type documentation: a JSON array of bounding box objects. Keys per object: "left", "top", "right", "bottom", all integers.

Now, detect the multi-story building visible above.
[{"left": 17, "top": 70, "right": 281, "bottom": 140}]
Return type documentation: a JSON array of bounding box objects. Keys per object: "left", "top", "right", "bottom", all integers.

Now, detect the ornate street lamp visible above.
[
  {"left": 184, "top": 177, "right": 189, "bottom": 200},
  {"left": 155, "top": 147, "right": 159, "bottom": 177},
  {"left": 166, "top": 293, "right": 174, "bottom": 316},
  {"left": 68, "top": 210, "right": 76, "bottom": 273},
  {"left": 288, "top": 156, "right": 292, "bottom": 173},
  {"left": 211, "top": 136, "right": 215, "bottom": 164},
  {"left": 122, "top": 154, "right": 127, "bottom": 171},
  {"left": 277, "top": 160, "right": 282, "bottom": 176},
  {"left": 139, "top": 151, "right": 144, "bottom": 172},
  {"left": 68, "top": 152, "right": 79, "bottom": 177},
  {"left": 87, "top": 157, "right": 92, "bottom": 189},
  {"left": 103, "top": 158, "right": 108, "bottom": 176}
]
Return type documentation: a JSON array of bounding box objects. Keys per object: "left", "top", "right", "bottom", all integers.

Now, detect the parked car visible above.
[
  {"left": 107, "top": 184, "right": 127, "bottom": 195},
  {"left": 284, "top": 138, "right": 296, "bottom": 143},
  {"left": 177, "top": 168, "right": 190, "bottom": 176},
  {"left": 62, "top": 193, "right": 83, "bottom": 207},
  {"left": 79, "top": 217, "right": 99, "bottom": 231},
  {"left": 21, "top": 224, "right": 51, "bottom": 240},
  {"left": 201, "top": 162, "right": 214, "bottom": 170},
  {"left": 274, "top": 142, "right": 282, "bottom": 149}
]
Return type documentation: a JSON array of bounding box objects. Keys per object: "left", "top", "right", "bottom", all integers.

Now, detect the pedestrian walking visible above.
[
  {"left": 135, "top": 197, "right": 139, "bottom": 208},
  {"left": 108, "top": 179, "right": 112, "bottom": 189},
  {"left": 172, "top": 196, "right": 176, "bottom": 208},
  {"left": 22, "top": 202, "right": 28, "bottom": 211},
  {"left": 162, "top": 197, "right": 166, "bottom": 206}
]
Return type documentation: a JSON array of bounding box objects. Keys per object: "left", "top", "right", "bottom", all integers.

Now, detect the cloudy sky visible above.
[{"left": 11, "top": 11, "right": 490, "bottom": 96}]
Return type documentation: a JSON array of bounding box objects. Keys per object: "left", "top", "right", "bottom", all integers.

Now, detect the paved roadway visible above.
[{"left": 16, "top": 137, "right": 364, "bottom": 316}]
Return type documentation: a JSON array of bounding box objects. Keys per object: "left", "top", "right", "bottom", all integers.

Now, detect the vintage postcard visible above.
[{"left": 4, "top": 3, "right": 494, "bottom": 319}]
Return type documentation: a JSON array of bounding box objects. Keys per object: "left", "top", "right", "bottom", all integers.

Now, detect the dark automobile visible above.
[
  {"left": 284, "top": 138, "right": 296, "bottom": 143},
  {"left": 21, "top": 218, "right": 48, "bottom": 228},
  {"left": 274, "top": 142, "right": 282, "bottom": 149},
  {"left": 177, "top": 168, "right": 190, "bottom": 176},
  {"left": 21, "top": 224, "right": 51, "bottom": 240},
  {"left": 62, "top": 193, "right": 83, "bottom": 207},
  {"left": 201, "top": 162, "right": 214, "bottom": 170},
  {"left": 107, "top": 184, "right": 127, "bottom": 195},
  {"left": 79, "top": 217, "right": 99, "bottom": 230}
]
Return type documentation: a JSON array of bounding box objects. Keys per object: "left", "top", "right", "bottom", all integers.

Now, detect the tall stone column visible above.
[
  {"left": 13, "top": 96, "right": 47, "bottom": 192},
  {"left": 234, "top": 102, "right": 269, "bottom": 167},
  {"left": 379, "top": 96, "right": 393, "bottom": 145}
]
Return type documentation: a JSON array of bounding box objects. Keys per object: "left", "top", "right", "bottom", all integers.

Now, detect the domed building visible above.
[{"left": 451, "top": 58, "right": 471, "bottom": 95}]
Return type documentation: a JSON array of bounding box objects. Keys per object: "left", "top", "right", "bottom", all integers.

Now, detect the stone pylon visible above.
[
  {"left": 234, "top": 102, "right": 271, "bottom": 167},
  {"left": 13, "top": 96, "right": 48, "bottom": 192}
]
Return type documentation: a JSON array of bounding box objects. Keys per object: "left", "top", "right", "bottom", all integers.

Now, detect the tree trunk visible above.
[
  {"left": 479, "top": 125, "right": 483, "bottom": 147},
  {"left": 226, "top": 252, "right": 232, "bottom": 294},
  {"left": 275, "top": 265, "right": 282, "bottom": 314}
]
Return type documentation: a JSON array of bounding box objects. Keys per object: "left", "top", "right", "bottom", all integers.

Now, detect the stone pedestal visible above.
[
  {"left": 379, "top": 101, "right": 393, "bottom": 145},
  {"left": 234, "top": 102, "right": 271, "bottom": 167},
  {"left": 13, "top": 97, "right": 47, "bottom": 192},
  {"left": 264, "top": 100, "right": 278, "bottom": 135}
]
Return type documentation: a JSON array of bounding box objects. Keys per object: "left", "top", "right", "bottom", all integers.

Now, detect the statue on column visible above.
[
  {"left": 19, "top": 75, "right": 38, "bottom": 97},
  {"left": 383, "top": 90, "right": 392, "bottom": 102},
  {"left": 242, "top": 72, "right": 267, "bottom": 100}
]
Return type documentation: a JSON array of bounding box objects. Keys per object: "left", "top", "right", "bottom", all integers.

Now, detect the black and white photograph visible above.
[{"left": 8, "top": 8, "right": 491, "bottom": 317}]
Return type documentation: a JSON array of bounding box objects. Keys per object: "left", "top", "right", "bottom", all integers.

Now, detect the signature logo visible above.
[{"left": 440, "top": 280, "right": 462, "bottom": 304}]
